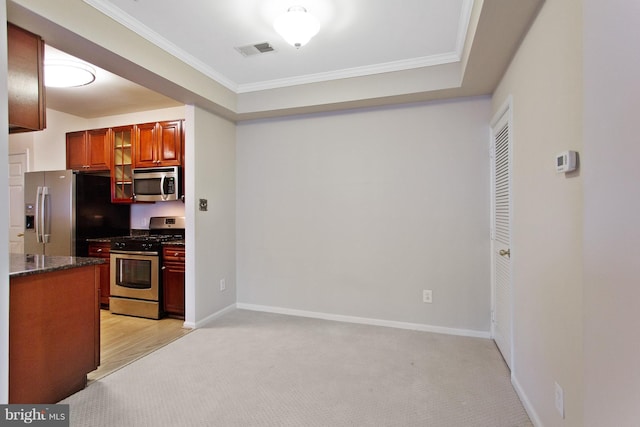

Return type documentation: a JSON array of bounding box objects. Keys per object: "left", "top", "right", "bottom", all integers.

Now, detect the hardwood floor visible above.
[{"left": 88, "top": 310, "right": 191, "bottom": 383}]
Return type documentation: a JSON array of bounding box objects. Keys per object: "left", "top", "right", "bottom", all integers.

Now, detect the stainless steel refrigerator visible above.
[{"left": 24, "top": 170, "right": 131, "bottom": 256}]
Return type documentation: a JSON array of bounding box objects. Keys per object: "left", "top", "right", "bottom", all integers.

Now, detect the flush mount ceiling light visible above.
[
  {"left": 44, "top": 59, "right": 96, "bottom": 88},
  {"left": 273, "top": 6, "right": 320, "bottom": 48}
]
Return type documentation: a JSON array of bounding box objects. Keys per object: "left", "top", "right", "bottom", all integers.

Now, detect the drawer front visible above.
[
  {"left": 88, "top": 243, "right": 111, "bottom": 258},
  {"left": 163, "top": 246, "right": 185, "bottom": 263}
]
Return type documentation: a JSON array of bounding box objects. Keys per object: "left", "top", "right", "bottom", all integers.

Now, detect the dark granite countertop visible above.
[
  {"left": 86, "top": 237, "right": 114, "bottom": 243},
  {"left": 162, "top": 239, "right": 185, "bottom": 246},
  {"left": 10, "top": 253, "right": 107, "bottom": 278}
]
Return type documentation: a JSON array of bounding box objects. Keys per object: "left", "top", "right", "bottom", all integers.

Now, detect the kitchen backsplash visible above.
[{"left": 131, "top": 200, "right": 185, "bottom": 229}]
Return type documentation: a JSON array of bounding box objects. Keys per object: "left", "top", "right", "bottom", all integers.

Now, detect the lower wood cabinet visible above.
[
  {"left": 88, "top": 242, "right": 111, "bottom": 308},
  {"left": 162, "top": 245, "right": 185, "bottom": 319},
  {"left": 9, "top": 265, "right": 100, "bottom": 403}
]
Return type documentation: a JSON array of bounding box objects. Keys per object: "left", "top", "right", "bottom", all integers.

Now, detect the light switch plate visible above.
[{"left": 199, "top": 199, "right": 208, "bottom": 211}]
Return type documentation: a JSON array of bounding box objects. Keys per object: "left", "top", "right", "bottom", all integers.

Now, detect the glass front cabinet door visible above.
[{"left": 111, "top": 126, "right": 134, "bottom": 203}]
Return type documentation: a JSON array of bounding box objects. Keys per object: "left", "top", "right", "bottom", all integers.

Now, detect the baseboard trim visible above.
[
  {"left": 512, "top": 373, "right": 543, "bottom": 427},
  {"left": 236, "top": 303, "right": 490, "bottom": 339},
  {"left": 184, "top": 303, "right": 236, "bottom": 329}
]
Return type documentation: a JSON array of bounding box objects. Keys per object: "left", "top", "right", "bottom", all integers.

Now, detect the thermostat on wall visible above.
[{"left": 556, "top": 150, "right": 577, "bottom": 173}]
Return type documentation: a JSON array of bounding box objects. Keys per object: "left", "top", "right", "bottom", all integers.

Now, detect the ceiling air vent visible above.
[{"left": 235, "top": 42, "right": 276, "bottom": 57}]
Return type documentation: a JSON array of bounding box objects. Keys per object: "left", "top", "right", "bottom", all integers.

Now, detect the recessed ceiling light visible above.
[{"left": 45, "top": 59, "right": 96, "bottom": 88}]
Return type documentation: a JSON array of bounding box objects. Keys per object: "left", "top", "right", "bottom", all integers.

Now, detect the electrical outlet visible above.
[
  {"left": 220, "top": 278, "right": 226, "bottom": 291},
  {"left": 554, "top": 382, "right": 565, "bottom": 419},
  {"left": 423, "top": 290, "right": 432, "bottom": 303}
]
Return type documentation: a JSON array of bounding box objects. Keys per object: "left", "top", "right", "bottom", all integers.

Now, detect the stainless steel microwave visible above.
[{"left": 132, "top": 166, "right": 181, "bottom": 202}]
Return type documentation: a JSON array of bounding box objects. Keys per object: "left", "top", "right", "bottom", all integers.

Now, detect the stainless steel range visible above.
[{"left": 109, "top": 216, "right": 185, "bottom": 319}]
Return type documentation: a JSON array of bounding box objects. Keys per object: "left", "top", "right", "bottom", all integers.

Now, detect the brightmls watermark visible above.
[{"left": 0, "top": 405, "right": 69, "bottom": 426}]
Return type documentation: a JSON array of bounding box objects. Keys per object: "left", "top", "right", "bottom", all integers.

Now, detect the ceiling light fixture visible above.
[
  {"left": 45, "top": 59, "right": 96, "bottom": 88},
  {"left": 273, "top": 6, "right": 320, "bottom": 49}
]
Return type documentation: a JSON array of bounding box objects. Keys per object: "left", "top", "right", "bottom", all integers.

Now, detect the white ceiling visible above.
[
  {"left": 44, "top": 45, "right": 183, "bottom": 117},
  {"left": 88, "top": 0, "right": 471, "bottom": 92},
  {"left": 28, "top": 0, "right": 543, "bottom": 120}
]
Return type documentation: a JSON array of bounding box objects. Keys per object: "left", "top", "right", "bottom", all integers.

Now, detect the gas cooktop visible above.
[{"left": 111, "top": 216, "right": 185, "bottom": 252}]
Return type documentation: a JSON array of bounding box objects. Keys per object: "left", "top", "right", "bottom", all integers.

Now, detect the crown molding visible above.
[
  {"left": 456, "top": 0, "right": 475, "bottom": 58},
  {"left": 84, "top": 0, "right": 471, "bottom": 95},
  {"left": 236, "top": 52, "right": 461, "bottom": 93}
]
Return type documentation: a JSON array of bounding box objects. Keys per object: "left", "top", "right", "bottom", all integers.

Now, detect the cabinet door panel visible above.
[
  {"left": 8, "top": 24, "right": 46, "bottom": 133},
  {"left": 66, "top": 131, "right": 88, "bottom": 170},
  {"left": 88, "top": 243, "right": 111, "bottom": 307},
  {"left": 135, "top": 123, "right": 158, "bottom": 168},
  {"left": 111, "top": 126, "right": 135, "bottom": 203},
  {"left": 163, "top": 265, "right": 185, "bottom": 317},
  {"left": 87, "top": 128, "right": 111, "bottom": 170},
  {"left": 157, "top": 121, "right": 182, "bottom": 165},
  {"left": 163, "top": 245, "right": 185, "bottom": 318}
]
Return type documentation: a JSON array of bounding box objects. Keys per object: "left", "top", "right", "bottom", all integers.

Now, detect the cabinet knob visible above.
[
  {"left": 174, "top": 252, "right": 179, "bottom": 257},
  {"left": 96, "top": 248, "right": 102, "bottom": 252},
  {"left": 161, "top": 266, "right": 166, "bottom": 270}
]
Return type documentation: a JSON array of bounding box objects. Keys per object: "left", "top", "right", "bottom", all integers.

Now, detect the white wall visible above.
[
  {"left": 583, "top": 1, "right": 640, "bottom": 425},
  {"left": 237, "top": 98, "right": 491, "bottom": 333},
  {"left": 86, "top": 106, "right": 184, "bottom": 129},
  {"left": 8, "top": 109, "right": 86, "bottom": 171},
  {"left": 33, "top": 109, "right": 87, "bottom": 170},
  {"left": 491, "top": 0, "right": 584, "bottom": 425},
  {"left": 186, "top": 105, "right": 236, "bottom": 326}
]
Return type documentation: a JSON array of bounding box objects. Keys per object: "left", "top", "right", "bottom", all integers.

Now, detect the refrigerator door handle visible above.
[
  {"left": 35, "top": 186, "right": 43, "bottom": 243},
  {"left": 41, "top": 186, "right": 50, "bottom": 244}
]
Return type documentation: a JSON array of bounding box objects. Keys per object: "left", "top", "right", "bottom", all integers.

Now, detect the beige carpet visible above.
[{"left": 61, "top": 309, "right": 532, "bottom": 426}]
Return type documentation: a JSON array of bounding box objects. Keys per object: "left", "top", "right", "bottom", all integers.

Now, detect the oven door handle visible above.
[{"left": 111, "top": 250, "right": 160, "bottom": 256}]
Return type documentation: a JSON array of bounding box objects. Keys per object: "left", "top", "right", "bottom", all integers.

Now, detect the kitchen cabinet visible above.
[
  {"left": 135, "top": 120, "right": 183, "bottom": 168},
  {"left": 162, "top": 245, "right": 185, "bottom": 319},
  {"left": 65, "top": 119, "right": 184, "bottom": 203},
  {"left": 111, "top": 125, "right": 135, "bottom": 203},
  {"left": 66, "top": 128, "right": 111, "bottom": 171},
  {"left": 8, "top": 23, "right": 46, "bottom": 133},
  {"left": 89, "top": 242, "right": 112, "bottom": 307},
  {"left": 9, "top": 263, "right": 100, "bottom": 403}
]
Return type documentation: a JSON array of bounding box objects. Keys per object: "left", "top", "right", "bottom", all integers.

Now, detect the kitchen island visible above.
[{"left": 9, "top": 253, "right": 105, "bottom": 403}]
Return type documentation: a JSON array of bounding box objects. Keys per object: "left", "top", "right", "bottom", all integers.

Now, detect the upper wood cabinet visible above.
[
  {"left": 135, "top": 120, "right": 183, "bottom": 168},
  {"left": 65, "top": 119, "right": 184, "bottom": 203},
  {"left": 66, "top": 128, "right": 111, "bottom": 171},
  {"left": 7, "top": 23, "right": 46, "bottom": 133},
  {"left": 111, "top": 126, "right": 135, "bottom": 203}
]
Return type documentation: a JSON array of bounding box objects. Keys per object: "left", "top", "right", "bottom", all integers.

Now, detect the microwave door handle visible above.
[
  {"left": 35, "top": 186, "right": 42, "bottom": 243},
  {"left": 160, "top": 175, "right": 167, "bottom": 200}
]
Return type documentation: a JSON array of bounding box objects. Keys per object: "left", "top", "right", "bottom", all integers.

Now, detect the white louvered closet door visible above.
[{"left": 491, "top": 106, "right": 512, "bottom": 370}]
